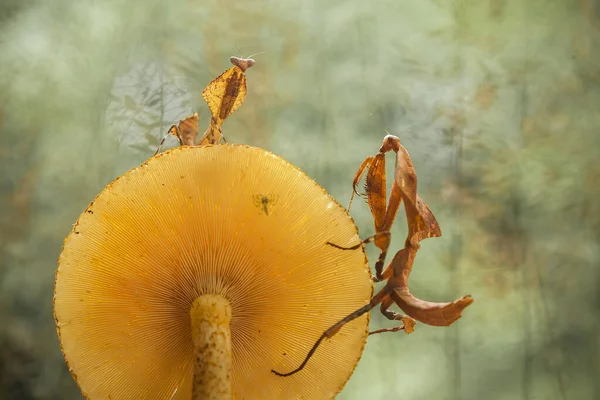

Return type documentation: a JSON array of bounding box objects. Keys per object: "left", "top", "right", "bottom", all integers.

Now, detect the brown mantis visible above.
[
  {"left": 199, "top": 56, "right": 254, "bottom": 145},
  {"left": 272, "top": 134, "right": 474, "bottom": 377},
  {"left": 154, "top": 56, "right": 255, "bottom": 154}
]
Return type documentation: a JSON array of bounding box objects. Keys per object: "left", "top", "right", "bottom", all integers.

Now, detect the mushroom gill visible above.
[{"left": 54, "top": 144, "right": 372, "bottom": 399}]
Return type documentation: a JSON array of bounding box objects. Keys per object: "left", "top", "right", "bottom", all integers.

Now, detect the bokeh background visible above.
[{"left": 1, "top": 0, "right": 599, "bottom": 399}]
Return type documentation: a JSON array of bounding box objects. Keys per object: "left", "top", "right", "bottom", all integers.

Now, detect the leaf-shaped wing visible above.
[
  {"left": 202, "top": 67, "right": 233, "bottom": 119},
  {"left": 176, "top": 112, "right": 199, "bottom": 146},
  {"left": 201, "top": 66, "right": 247, "bottom": 123},
  {"left": 219, "top": 69, "right": 246, "bottom": 120}
]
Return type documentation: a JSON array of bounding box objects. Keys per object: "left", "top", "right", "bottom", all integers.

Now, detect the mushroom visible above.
[{"left": 54, "top": 144, "right": 373, "bottom": 399}]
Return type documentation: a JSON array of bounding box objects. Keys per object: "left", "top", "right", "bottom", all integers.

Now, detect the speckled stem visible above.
[{"left": 190, "top": 294, "right": 233, "bottom": 400}]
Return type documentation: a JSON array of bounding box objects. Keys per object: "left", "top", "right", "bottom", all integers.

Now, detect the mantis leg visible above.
[
  {"left": 371, "top": 170, "right": 405, "bottom": 280},
  {"left": 370, "top": 301, "right": 405, "bottom": 335},
  {"left": 369, "top": 298, "right": 416, "bottom": 335},
  {"left": 348, "top": 156, "right": 374, "bottom": 211},
  {"left": 379, "top": 298, "right": 404, "bottom": 321},
  {"left": 326, "top": 230, "right": 391, "bottom": 251},
  {"left": 198, "top": 117, "right": 223, "bottom": 145},
  {"left": 326, "top": 230, "right": 392, "bottom": 281},
  {"left": 271, "top": 288, "right": 390, "bottom": 377},
  {"left": 369, "top": 326, "right": 406, "bottom": 335},
  {"left": 271, "top": 302, "right": 375, "bottom": 377},
  {"left": 154, "top": 125, "right": 182, "bottom": 156},
  {"left": 197, "top": 124, "right": 213, "bottom": 145},
  {"left": 372, "top": 231, "right": 391, "bottom": 281}
]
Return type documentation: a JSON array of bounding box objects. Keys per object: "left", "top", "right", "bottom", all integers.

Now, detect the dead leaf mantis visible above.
[
  {"left": 154, "top": 56, "right": 255, "bottom": 154},
  {"left": 272, "top": 134, "right": 474, "bottom": 377}
]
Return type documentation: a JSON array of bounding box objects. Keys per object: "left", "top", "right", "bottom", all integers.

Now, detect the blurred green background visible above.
[{"left": 1, "top": 0, "right": 598, "bottom": 399}]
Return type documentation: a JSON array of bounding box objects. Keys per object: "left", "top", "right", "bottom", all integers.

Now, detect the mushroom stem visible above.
[{"left": 190, "top": 294, "right": 233, "bottom": 400}]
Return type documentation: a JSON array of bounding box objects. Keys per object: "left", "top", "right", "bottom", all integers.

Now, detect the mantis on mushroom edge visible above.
[{"left": 272, "top": 134, "right": 474, "bottom": 377}]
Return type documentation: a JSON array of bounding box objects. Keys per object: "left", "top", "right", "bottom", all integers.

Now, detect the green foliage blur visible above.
[{"left": 1, "top": 0, "right": 598, "bottom": 399}]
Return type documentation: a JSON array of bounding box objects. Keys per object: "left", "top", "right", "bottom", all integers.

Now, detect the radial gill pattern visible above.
[{"left": 54, "top": 144, "right": 373, "bottom": 399}]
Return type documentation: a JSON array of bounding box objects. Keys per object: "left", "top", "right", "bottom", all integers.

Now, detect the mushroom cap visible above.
[{"left": 54, "top": 145, "right": 372, "bottom": 399}]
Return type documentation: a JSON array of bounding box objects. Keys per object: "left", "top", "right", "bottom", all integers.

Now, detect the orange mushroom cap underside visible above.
[{"left": 54, "top": 144, "right": 373, "bottom": 399}]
